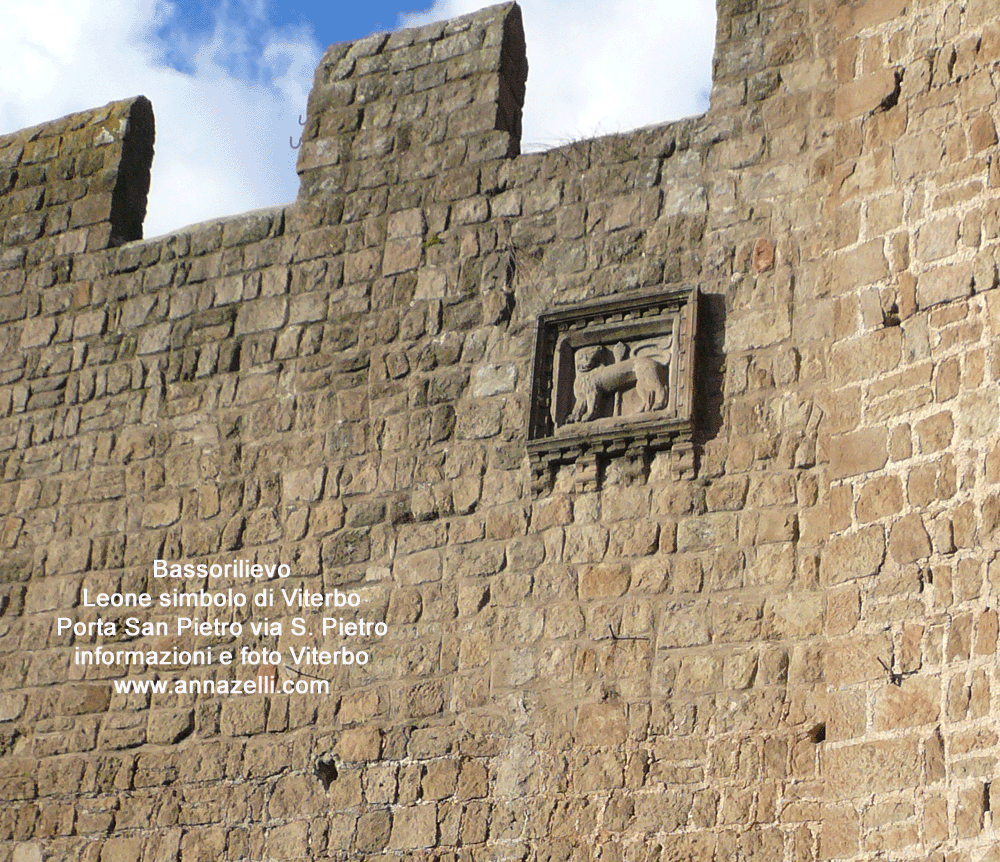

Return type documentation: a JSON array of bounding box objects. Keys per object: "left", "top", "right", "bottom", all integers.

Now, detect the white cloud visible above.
[
  {"left": 0, "top": 0, "right": 320, "bottom": 237},
  {"left": 401, "top": 0, "right": 717, "bottom": 150},
  {"left": 1, "top": 1, "right": 716, "bottom": 237}
]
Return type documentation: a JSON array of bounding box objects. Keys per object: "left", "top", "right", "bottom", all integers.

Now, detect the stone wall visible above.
[{"left": 2, "top": 1, "right": 1000, "bottom": 861}]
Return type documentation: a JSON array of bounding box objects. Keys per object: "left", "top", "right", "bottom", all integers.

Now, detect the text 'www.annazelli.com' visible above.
[{"left": 112, "top": 676, "right": 330, "bottom": 695}]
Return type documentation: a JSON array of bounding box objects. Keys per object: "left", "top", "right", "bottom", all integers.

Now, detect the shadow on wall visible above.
[{"left": 696, "top": 291, "right": 726, "bottom": 444}]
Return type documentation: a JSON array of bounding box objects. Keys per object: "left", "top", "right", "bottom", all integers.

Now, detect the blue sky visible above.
[
  {"left": 155, "top": 1, "right": 433, "bottom": 74},
  {"left": 1, "top": 0, "right": 715, "bottom": 236}
]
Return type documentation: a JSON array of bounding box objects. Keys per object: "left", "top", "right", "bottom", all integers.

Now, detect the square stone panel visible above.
[{"left": 527, "top": 286, "right": 698, "bottom": 487}]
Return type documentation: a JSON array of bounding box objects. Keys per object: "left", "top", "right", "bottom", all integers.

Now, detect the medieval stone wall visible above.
[{"left": 2, "top": 1, "right": 1000, "bottom": 861}]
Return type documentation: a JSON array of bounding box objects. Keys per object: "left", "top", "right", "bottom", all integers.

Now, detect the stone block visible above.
[
  {"left": 387, "top": 804, "right": 436, "bottom": 850},
  {"left": 100, "top": 838, "right": 144, "bottom": 862},
  {"left": 575, "top": 702, "right": 627, "bottom": 746},
  {"left": 676, "top": 513, "right": 737, "bottom": 553},
  {"left": 136, "top": 322, "right": 171, "bottom": 354},
  {"left": 838, "top": 238, "right": 888, "bottom": 284},
  {"left": 873, "top": 679, "right": 940, "bottom": 729},
  {"left": 821, "top": 525, "right": 884, "bottom": 584},
  {"left": 355, "top": 810, "right": 391, "bottom": 852},
  {"left": 382, "top": 238, "right": 422, "bottom": 274},
  {"left": 471, "top": 363, "right": 517, "bottom": 397},
  {"left": 970, "top": 113, "right": 998, "bottom": 152},
  {"left": 856, "top": 474, "right": 902, "bottom": 522},
  {"left": 234, "top": 296, "right": 288, "bottom": 334},
  {"left": 578, "top": 563, "right": 630, "bottom": 599},
  {"left": 828, "top": 427, "right": 888, "bottom": 478},
  {"left": 916, "top": 262, "right": 974, "bottom": 308},
  {"left": 19, "top": 317, "right": 56, "bottom": 348},
  {"left": 0, "top": 694, "right": 26, "bottom": 722},
  {"left": 822, "top": 805, "right": 859, "bottom": 859},
  {"left": 914, "top": 410, "right": 953, "bottom": 453},
  {"left": 826, "top": 630, "right": 891, "bottom": 686},
  {"left": 826, "top": 739, "right": 921, "bottom": 796},
  {"left": 337, "top": 727, "right": 382, "bottom": 762},
  {"left": 658, "top": 602, "right": 709, "bottom": 648},
  {"left": 888, "top": 513, "right": 931, "bottom": 563},
  {"left": 395, "top": 549, "right": 442, "bottom": 585}
]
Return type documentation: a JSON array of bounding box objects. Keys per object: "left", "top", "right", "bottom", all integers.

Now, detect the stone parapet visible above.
[
  {"left": 0, "top": 96, "right": 153, "bottom": 264},
  {"left": 2, "top": 1, "right": 1000, "bottom": 861}
]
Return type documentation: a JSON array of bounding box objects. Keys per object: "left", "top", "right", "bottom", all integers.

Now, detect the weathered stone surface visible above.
[
  {"left": 826, "top": 739, "right": 922, "bottom": 797},
  {"left": 821, "top": 525, "right": 885, "bottom": 585},
  {"left": 4, "top": 4, "right": 1000, "bottom": 862},
  {"left": 888, "top": 513, "right": 932, "bottom": 563}
]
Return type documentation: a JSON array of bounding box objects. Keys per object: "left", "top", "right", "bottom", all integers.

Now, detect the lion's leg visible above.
[{"left": 633, "top": 362, "right": 668, "bottom": 412}]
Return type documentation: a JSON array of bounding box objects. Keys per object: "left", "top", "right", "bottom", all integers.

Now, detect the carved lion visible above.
[{"left": 568, "top": 343, "right": 669, "bottom": 423}]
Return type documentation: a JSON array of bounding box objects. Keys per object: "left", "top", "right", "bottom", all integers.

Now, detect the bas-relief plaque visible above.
[{"left": 527, "top": 287, "right": 698, "bottom": 488}]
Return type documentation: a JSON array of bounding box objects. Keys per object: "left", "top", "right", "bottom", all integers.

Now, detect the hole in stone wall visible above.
[
  {"left": 315, "top": 758, "right": 339, "bottom": 790},
  {"left": 477, "top": 586, "right": 491, "bottom": 612},
  {"left": 985, "top": 781, "right": 992, "bottom": 812},
  {"left": 882, "top": 302, "right": 901, "bottom": 327},
  {"left": 808, "top": 723, "right": 826, "bottom": 744}
]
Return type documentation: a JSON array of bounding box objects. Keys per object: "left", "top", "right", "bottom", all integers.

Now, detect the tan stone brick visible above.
[
  {"left": 382, "top": 238, "right": 422, "bottom": 274},
  {"left": 827, "top": 586, "right": 860, "bottom": 636},
  {"left": 946, "top": 612, "right": 973, "bottom": 662},
  {"left": 100, "top": 838, "right": 144, "bottom": 862},
  {"left": 888, "top": 513, "right": 931, "bottom": 563},
  {"left": 355, "top": 810, "right": 391, "bottom": 852},
  {"left": 562, "top": 524, "right": 609, "bottom": 562},
  {"left": 828, "top": 427, "right": 888, "bottom": 478},
  {"left": 765, "top": 593, "right": 823, "bottom": 639},
  {"left": 953, "top": 500, "right": 976, "bottom": 548},
  {"left": 822, "top": 805, "right": 859, "bottom": 859},
  {"left": 745, "top": 542, "right": 795, "bottom": 587},
  {"left": 456, "top": 760, "right": 488, "bottom": 800},
  {"left": 675, "top": 513, "right": 737, "bottom": 553},
  {"left": 0, "top": 692, "right": 26, "bottom": 722},
  {"left": 828, "top": 484, "right": 853, "bottom": 531},
  {"left": 917, "top": 215, "right": 960, "bottom": 263},
  {"left": 907, "top": 462, "right": 943, "bottom": 507},
  {"left": 826, "top": 738, "right": 921, "bottom": 797},
  {"left": 337, "top": 727, "right": 381, "bottom": 762},
  {"left": 821, "top": 525, "right": 885, "bottom": 584},
  {"left": 234, "top": 296, "right": 287, "bottom": 334},
  {"left": 20, "top": 316, "right": 56, "bottom": 348},
  {"left": 836, "top": 69, "right": 899, "bottom": 120},
  {"left": 914, "top": 410, "right": 953, "bottom": 453},
  {"left": 887, "top": 423, "right": 911, "bottom": 460},
  {"left": 751, "top": 510, "right": 798, "bottom": 543},
  {"left": 826, "top": 630, "right": 891, "bottom": 685},
  {"left": 578, "top": 561, "right": 631, "bottom": 600},
  {"left": 970, "top": 113, "right": 998, "bottom": 152},
  {"left": 658, "top": 601, "right": 710, "bottom": 648},
  {"left": 394, "top": 549, "right": 442, "bottom": 585},
  {"left": 421, "top": 760, "right": 458, "bottom": 800},
  {"left": 576, "top": 702, "right": 627, "bottom": 746},
  {"left": 956, "top": 784, "right": 986, "bottom": 837},
  {"left": 532, "top": 495, "right": 571, "bottom": 529},
  {"left": 917, "top": 262, "right": 974, "bottom": 308},
  {"left": 957, "top": 389, "right": 998, "bottom": 438},
  {"left": 874, "top": 679, "right": 940, "bottom": 730},
  {"left": 262, "top": 822, "right": 309, "bottom": 858},
  {"left": 975, "top": 608, "right": 998, "bottom": 655},
  {"left": 747, "top": 474, "right": 797, "bottom": 508},
  {"left": 856, "top": 474, "right": 902, "bottom": 522}
]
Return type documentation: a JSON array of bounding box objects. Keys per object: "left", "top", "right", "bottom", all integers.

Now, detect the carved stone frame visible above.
[{"left": 527, "top": 287, "right": 698, "bottom": 490}]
